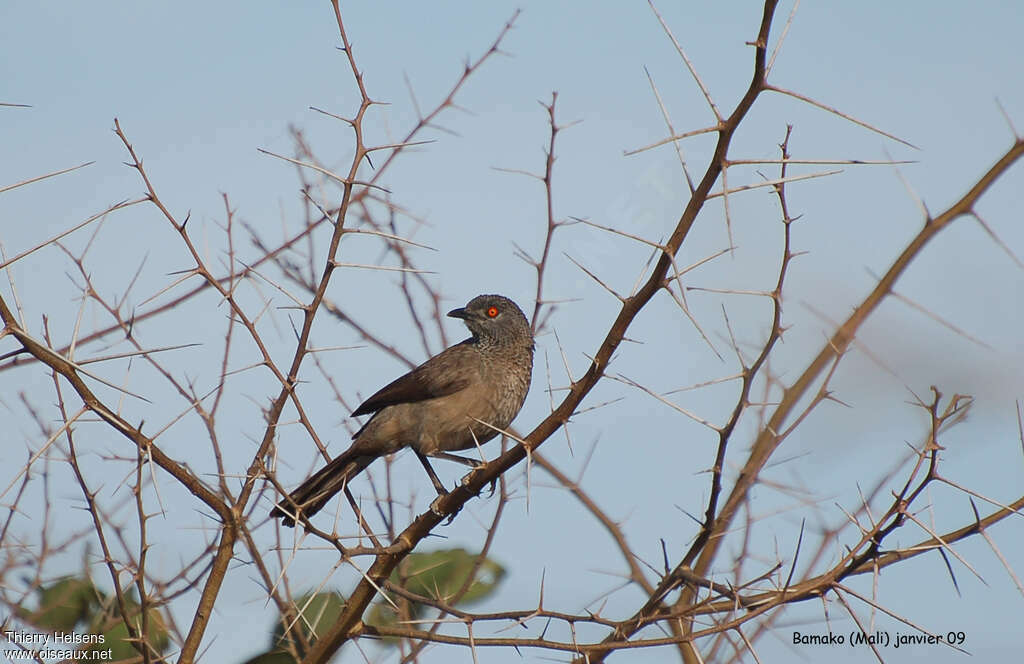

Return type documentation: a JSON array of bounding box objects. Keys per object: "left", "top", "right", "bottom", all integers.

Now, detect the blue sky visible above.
[{"left": 2, "top": 2, "right": 1023, "bottom": 663}]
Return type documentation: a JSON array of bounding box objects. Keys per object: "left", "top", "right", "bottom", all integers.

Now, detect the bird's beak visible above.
[{"left": 447, "top": 307, "right": 469, "bottom": 320}]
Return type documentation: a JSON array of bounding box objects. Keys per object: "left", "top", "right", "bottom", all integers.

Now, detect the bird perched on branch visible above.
[{"left": 271, "top": 294, "right": 534, "bottom": 527}]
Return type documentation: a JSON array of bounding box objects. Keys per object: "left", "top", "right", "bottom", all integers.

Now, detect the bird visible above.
[{"left": 271, "top": 294, "right": 534, "bottom": 527}]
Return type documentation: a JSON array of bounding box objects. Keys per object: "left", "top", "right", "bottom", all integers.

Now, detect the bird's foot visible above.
[
  {"left": 429, "top": 492, "right": 462, "bottom": 524},
  {"left": 429, "top": 493, "right": 446, "bottom": 516},
  {"left": 459, "top": 467, "right": 498, "bottom": 497},
  {"left": 461, "top": 471, "right": 498, "bottom": 497}
]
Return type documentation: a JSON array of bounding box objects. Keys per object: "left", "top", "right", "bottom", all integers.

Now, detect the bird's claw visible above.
[
  {"left": 430, "top": 492, "right": 462, "bottom": 524},
  {"left": 459, "top": 464, "right": 497, "bottom": 497},
  {"left": 429, "top": 493, "right": 447, "bottom": 516}
]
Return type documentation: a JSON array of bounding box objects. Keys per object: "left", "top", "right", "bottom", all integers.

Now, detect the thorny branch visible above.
[{"left": 2, "top": 1, "right": 1022, "bottom": 664}]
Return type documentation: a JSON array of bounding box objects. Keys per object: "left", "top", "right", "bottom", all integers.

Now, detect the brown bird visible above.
[{"left": 271, "top": 294, "right": 534, "bottom": 527}]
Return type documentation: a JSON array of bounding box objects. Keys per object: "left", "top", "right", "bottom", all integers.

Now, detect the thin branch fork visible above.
[{"left": 0, "top": 296, "right": 229, "bottom": 520}]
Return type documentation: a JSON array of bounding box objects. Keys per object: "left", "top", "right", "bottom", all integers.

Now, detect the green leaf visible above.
[
  {"left": 397, "top": 548, "right": 505, "bottom": 605},
  {"left": 271, "top": 591, "right": 347, "bottom": 647},
  {"left": 365, "top": 548, "right": 505, "bottom": 645},
  {"left": 19, "top": 576, "right": 101, "bottom": 631},
  {"left": 268, "top": 551, "right": 505, "bottom": 656},
  {"left": 86, "top": 596, "right": 170, "bottom": 661}
]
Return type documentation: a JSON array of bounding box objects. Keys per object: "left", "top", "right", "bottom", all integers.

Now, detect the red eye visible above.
[{"left": 486, "top": 306, "right": 499, "bottom": 318}]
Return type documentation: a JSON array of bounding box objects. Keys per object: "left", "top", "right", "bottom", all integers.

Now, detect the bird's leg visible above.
[
  {"left": 415, "top": 450, "right": 449, "bottom": 496},
  {"left": 432, "top": 451, "right": 485, "bottom": 468},
  {"left": 433, "top": 452, "right": 498, "bottom": 496}
]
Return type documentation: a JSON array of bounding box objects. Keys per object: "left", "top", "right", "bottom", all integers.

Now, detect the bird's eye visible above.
[{"left": 486, "top": 306, "right": 499, "bottom": 318}]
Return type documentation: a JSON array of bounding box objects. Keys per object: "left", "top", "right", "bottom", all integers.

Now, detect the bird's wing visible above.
[{"left": 351, "top": 340, "right": 477, "bottom": 417}]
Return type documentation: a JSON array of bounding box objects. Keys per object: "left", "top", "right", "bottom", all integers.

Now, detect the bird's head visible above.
[{"left": 448, "top": 294, "right": 532, "bottom": 347}]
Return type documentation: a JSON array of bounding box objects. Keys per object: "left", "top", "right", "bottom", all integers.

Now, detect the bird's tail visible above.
[{"left": 270, "top": 451, "right": 374, "bottom": 527}]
